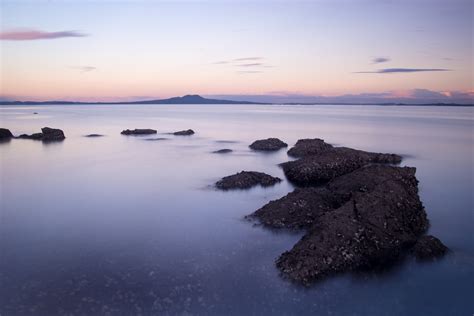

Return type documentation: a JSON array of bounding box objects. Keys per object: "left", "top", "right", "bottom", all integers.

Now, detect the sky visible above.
[{"left": 0, "top": 0, "right": 473, "bottom": 104}]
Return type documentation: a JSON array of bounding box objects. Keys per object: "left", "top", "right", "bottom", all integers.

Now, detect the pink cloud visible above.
[{"left": 0, "top": 29, "right": 87, "bottom": 40}]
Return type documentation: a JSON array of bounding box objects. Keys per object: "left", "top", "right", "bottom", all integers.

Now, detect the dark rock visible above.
[
  {"left": 121, "top": 129, "right": 157, "bottom": 135},
  {"left": 33, "top": 112, "right": 38, "bottom": 115},
  {"left": 281, "top": 147, "right": 402, "bottom": 186},
  {"left": 145, "top": 137, "right": 169, "bottom": 141},
  {"left": 274, "top": 166, "right": 429, "bottom": 284},
  {"left": 287, "top": 138, "right": 334, "bottom": 158},
  {"left": 216, "top": 171, "right": 281, "bottom": 190},
  {"left": 173, "top": 129, "right": 194, "bottom": 136},
  {"left": 18, "top": 133, "right": 44, "bottom": 140},
  {"left": 249, "top": 165, "right": 422, "bottom": 230},
  {"left": 411, "top": 235, "right": 448, "bottom": 261},
  {"left": 0, "top": 128, "right": 14, "bottom": 139},
  {"left": 213, "top": 149, "right": 233, "bottom": 154},
  {"left": 85, "top": 134, "right": 104, "bottom": 137},
  {"left": 249, "top": 138, "right": 288, "bottom": 151},
  {"left": 41, "top": 127, "right": 65, "bottom": 141}
]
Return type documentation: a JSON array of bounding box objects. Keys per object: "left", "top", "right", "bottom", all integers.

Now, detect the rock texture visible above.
[
  {"left": 247, "top": 165, "right": 448, "bottom": 285},
  {"left": 411, "top": 235, "right": 448, "bottom": 261},
  {"left": 216, "top": 171, "right": 281, "bottom": 190},
  {"left": 287, "top": 138, "right": 334, "bottom": 158},
  {"left": 249, "top": 138, "right": 288, "bottom": 151},
  {"left": 121, "top": 129, "right": 157, "bottom": 135},
  {"left": 0, "top": 128, "right": 13, "bottom": 139},
  {"left": 173, "top": 129, "right": 194, "bottom": 136},
  {"left": 281, "top": 147, "right": 402, "bottom": 186}
]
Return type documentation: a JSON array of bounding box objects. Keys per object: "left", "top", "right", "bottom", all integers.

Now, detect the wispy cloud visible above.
[
  {"left": 237, "top": 70, "right": 263, "bottom": 74},
  {"left": 233, "top": 57, "right": 263, "bottom": 62},
  {"left": 236, "top": 63, "right": 264, "bottom": 67},
  {"left": 0, "top": 29, "right": 87, "bottom": 41},
  {"left": 354, "top": 68, "right": 451, "bottom": 74},
  {"left": 71, "top": 66, "right": 96, "bottom": 73},
  {"left": 372, "top": 57, "right": 390, "bottom": 64}
]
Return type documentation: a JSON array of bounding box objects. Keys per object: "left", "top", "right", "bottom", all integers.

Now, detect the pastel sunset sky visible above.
[{"left": 1, "top": 0, "right": 473, "bottom": 103}]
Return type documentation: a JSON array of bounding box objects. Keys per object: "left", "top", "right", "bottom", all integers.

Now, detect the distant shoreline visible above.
[{"left": 0, "top": 94, "right": 472, "bottom": 107}]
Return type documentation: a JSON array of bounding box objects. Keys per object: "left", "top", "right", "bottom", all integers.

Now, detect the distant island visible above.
[
  {"left": 0, "top": 94, "right": 471, "bottom": 106},
  {"left": 0, "top": 95, "right": 265, "bottom": 105}
]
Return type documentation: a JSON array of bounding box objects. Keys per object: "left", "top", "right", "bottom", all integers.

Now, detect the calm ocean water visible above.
[{"left": 0, "top": 104, "right": 473, "bottom": 315}]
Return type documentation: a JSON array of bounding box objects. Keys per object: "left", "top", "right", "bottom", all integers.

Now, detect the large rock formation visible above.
[
  {"left": 249, "top": 138, "right": 288, "bottom": 151},
  {"left": 281, "top": 147, "right": 402, "bottom": 186},
  {"left": 216, "top": 171, "right": 281, "bottom": 190},
  {"left": 247, "top": 165, "right": 448, "bottom": 285}
]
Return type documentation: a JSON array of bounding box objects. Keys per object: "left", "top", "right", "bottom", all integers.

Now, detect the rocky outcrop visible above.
[
  {"left": 17, "top": 127, "right": 65, "bottom": 141},
  {"left": 281, "top": 147, "right": 402, "bottom": 186},
  {"left": 41, "top": 127, "right": 66, "bottom": 141},
  {"left": 212, "top": 149, "right": 233, "bottom": 154},
  {"left": 173, "top": 129, "right": 194, "bottom": 136},
  {"left": 249, "top": 138, "right": 288, "bottom": 151},
  {"left": 0, "top": 128, "right": 13, "bottom": 140},
  {"left": 216, "top": 171, "right": 281, "bottom": 190},
  {"left": 247, "top": 165, "right": 447, "bottom": 285},
  {"left": 121, "top": 129, "right": 157, "bottom": 135},
  {"left": 287, "top": 138, "right": 334, "bottom": 158},
  {"left": 411, "top": 235, "right": 448, "bottom": 261}
]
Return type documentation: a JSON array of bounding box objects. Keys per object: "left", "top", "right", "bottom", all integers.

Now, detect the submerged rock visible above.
[
  {"left": 287, "top": 138, "right": 334, "bottom": 158},
  {"left": 85, "top": 134, "right": 104, "bottom": 137},
  {"left": 121, "top": 129, "right": 157, "bottom": 135},
  {"left": 173, "top": 129, "right": 195, "bottom": 136},
  {"left": 281, "top": 147, "right": 402, "bottom": 186},
  {"left": 212, "top": 149, "right": 233, "bottom": 154},
  {"left": 216, "top": 171, "right": 281, "bottom": 190},
  {"left": 41, "top": 127, "right": 65, "bottom": 141},
  {"left": 18, "top": 133, "right": 44, "bottom": 140},
  {"left": 411, "top": 235, "right": 448, "bottom": 261},
  {"left": 145, "top": 137, "right": 169, "bottom": 141},
  {"left": 0, "top": 128, "right": 14, "bottom": 139},
  {"left": 249, "top": 138, "right": 288, "bottom": 151}
]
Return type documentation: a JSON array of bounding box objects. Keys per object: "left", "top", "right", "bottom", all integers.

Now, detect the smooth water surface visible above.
[{"left": 1, "top": 104, "right": 473, "bottom": 315}]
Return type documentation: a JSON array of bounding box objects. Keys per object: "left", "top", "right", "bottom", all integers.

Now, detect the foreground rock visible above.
[
  {"left": 287, "top": 138, "right": 334, "bottom": 158},
  {"left": 249, "top": 138, "right": 288, "bottom": 151},
  {"left": 411, "top": 235, "right": 448, "bottom": 261},
  {"left": 0, "top": 128, "right": 14, "bottom": 140},
  {"left": 247, "top": 165, "right": 448, "bottom": 284},
  {"left": 281, "top": 147, "right": 402, "bottom": 186},
  {"left": 17, "top": 127, "right": 65, "bottom": 141},
  {"left": 121, "top": 129, "right": 157, "bottom": 135},
  {"left": 216, "top": 171, "right": 281, "bottom": 190},
  {"left": 173, "top": 129, "right": 194, "bottom": 136},
  {"left": 212, "top": 149, "right": 233, "bottom": 154}
]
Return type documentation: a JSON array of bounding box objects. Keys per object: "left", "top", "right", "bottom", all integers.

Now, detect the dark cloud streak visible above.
[
  {"left": 355, "top": 68, "right": 451, "bottom": 74},
  {"left": 0, "top": 29, "right": 87, "bottom": 40}
]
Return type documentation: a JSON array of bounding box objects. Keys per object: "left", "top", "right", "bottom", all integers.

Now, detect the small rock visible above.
[
  {"left": 212, "top": 149, "right": 233, "bottom": 154},
  {"left": 249, "top": 138, "right": 288, "bottom": 151},
  {"left": 173, "top": 129, "right": 194, "bottom": 136},
  {"left": 145, "top": 138, "right": 169, "bottom": 141},
  {"left": 287, "top": 138, "right": 333, "bottom": 158},
  {"left": 41, "top": 127, "right": 66, "bottom": 141},
  {"left": 121, "top": 129, "right": 157, "bottom": 135},
  {"left": 216, "top": 171, "right": 281, "bottom": 190}
]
